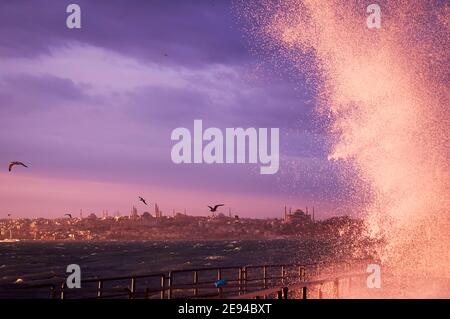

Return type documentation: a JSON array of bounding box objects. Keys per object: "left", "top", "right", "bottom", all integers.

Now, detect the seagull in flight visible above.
[
  {"left": 208, "top": 204, "right": 224, "bottom": 212},
  {"left": 8, "top": 161, "right": 28, "bottom": 172},
  {"left": 65, "top": 214, "right": 72, "bottom": 219},
  {"left": 138, "top": 196, "right": 148, "bottom": 206}
]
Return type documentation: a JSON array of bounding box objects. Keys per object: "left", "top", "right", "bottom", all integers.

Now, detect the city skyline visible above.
[{"left": 2, "top": 202, "right": 322, "bottom": 220}]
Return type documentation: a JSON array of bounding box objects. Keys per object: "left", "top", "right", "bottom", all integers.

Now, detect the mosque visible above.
[{"left": 283, "top": 206, "right": 314, "bottom": 224}]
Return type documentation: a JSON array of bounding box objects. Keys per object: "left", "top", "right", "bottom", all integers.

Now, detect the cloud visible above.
[
  {"left": 0, "top": 73, "right": 87, "bottom": 116},
  {"left": 0, "top": 0, "right": 250, "bottom": 67},
  {"left": 0, "top": 44, "right": 189, "bottom": 95},
  {"left": 0, "top": 1, "right": 356, "bottom": 217},
  {"left": 0, "top": 42, "right": 338, "bottom": 203}
]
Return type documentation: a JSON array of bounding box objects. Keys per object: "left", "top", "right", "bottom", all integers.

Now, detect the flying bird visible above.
[
  {"left": 138, "top": 196, "right": 148, "bottom": 205},
  {"left": 65, "top": 214, "right": 72, "bottom": 219},
  {"left": 208, "top": 204, "right": 224, "bottom": 212},
  {"left": 8, "top": 161, "right": 28, "bottom": 172}
]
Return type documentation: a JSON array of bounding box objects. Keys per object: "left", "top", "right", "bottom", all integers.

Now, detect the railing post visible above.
[
  {"left": 97, "top": 280, "right": 103, "bottom": 298},
  {"left": 238, "top": 268, "right": 242, "bottom": 295},
  {"left": 334, "top": 279, "right": 339, "bottom": 299},
  {"left": 130, "top": 277, "right": 136, "bottom": 299},
  {"left": 282, "top": 287, "right": 288, "bottom": 299},
  {"left": 299, "top": 266, "right": 305, "bottom": 281},
  {"left": 302, "top": 286, "right": 307, "bottom": 299},
  {"left": 277, "top": 289, "right": 282, "bottom": 299},
  {"left": 281, "top": 266, "right": 285, "bottom": 285},
  {"left": 263, "top": 266, "right": 267, "bottom": 289},
  {"left": 60, "top": 281, "right": 66, "bottom": 300},
  {"left": 168, "top": 272, "right": 173, "bottom": 299},
  {"left": 243, "top": 267, "right": 247, "bottom": 294},
  {"left": 160, "top": 275, "right": 165, "bottom": 299},
  {"left": 193, "top": 271, "right": 198, "bottom": 297}
]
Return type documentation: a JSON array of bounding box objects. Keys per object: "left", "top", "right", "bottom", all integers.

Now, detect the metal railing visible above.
[
  {"left": 232, "top": 272, "right": 368, "bottom": 299},
  {"left": 22, "top": 259, "right": 369, "bottom": 299}
]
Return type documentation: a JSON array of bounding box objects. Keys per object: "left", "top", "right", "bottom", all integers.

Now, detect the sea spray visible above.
[{"left": 238, "top": 0, "right": 450, "bottom": 296}]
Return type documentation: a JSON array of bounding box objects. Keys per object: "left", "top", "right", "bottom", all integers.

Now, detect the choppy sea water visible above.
[{"left": 0, "top": 239, "right": 338, "bottom": 298}]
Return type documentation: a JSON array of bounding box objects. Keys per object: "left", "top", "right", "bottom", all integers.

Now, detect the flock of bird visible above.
[{"left": 7, "top": 161, "right": 226, "bottom": 218}]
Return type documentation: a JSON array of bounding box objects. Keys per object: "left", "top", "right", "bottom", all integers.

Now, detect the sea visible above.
[{"left": 0, "top": 239, "right": 342, "bottom": 298}]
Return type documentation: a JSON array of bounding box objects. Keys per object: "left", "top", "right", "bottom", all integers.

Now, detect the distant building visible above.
[
  {"left": 142, "top": 212, "right": 153, "bottom": 220},
  {"left": 130, "top": 206, "right": 139, "bottom": 219},
  {"left": 174, "top": 212, "right": 190, "bottom": 220},
  {"left": 154, "top": 203, "right": 163, "bottom": 218},
  {"left": 284, "top": 207, "right": 312, "bottom": 224},
  {"left": 87, "top": 213, "right": 97, "bottom": 220}
]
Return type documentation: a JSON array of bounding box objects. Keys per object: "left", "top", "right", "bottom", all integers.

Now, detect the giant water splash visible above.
[{"left": 238, "top": 0, "right": 450, "bottom": 296}]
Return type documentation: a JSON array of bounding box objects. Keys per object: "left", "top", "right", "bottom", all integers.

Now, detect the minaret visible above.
[{"left": 313, "top": 206, "right": 315, "bottom": 222}]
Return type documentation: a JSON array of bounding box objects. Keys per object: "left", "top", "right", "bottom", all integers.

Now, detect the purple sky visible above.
[{"left": 0, "top": 0, "right": 362, "bottom": 219}]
